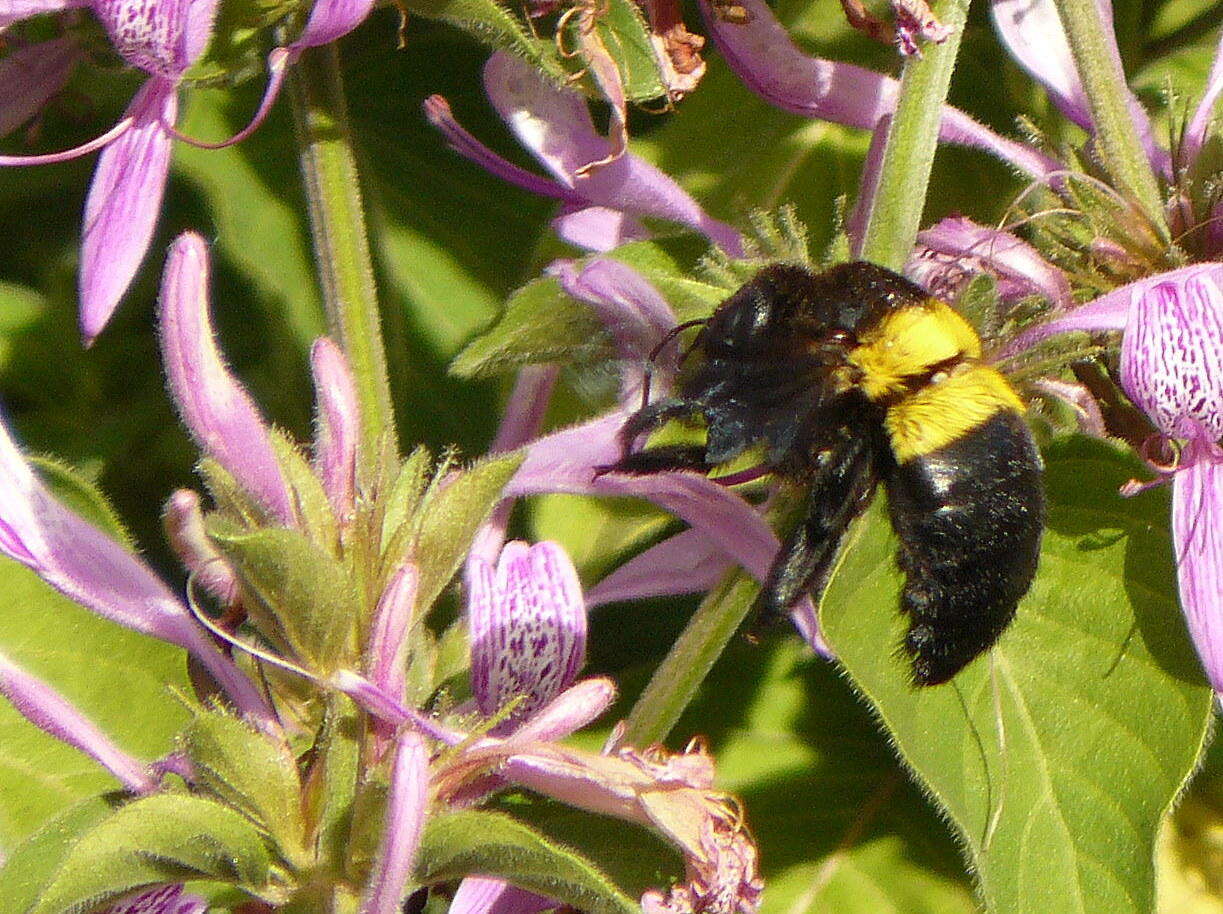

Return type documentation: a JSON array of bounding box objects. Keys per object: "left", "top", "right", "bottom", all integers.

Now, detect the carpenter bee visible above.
[{"left": 613, "top": 261, "right": 1045, "bottom": 685}]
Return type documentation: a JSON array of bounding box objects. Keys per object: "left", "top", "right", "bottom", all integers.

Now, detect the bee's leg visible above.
[
  {"left": 608, "top": 444, "right": 713, "bottom": 476},
  {"left": 617, "top": 398, "right": 693, "bottom": 450}
]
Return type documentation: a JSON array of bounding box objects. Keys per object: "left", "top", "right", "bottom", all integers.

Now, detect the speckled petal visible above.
[
  {"left": 98, "top": 885, "right": 209, "bottom": 914},
  {"left": 94, "top": 0, "right": 219, "bottom": 76}
]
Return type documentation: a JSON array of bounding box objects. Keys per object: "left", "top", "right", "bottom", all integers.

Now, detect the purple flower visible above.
[
  {"left": 359, "top": 729, "right": 431, "bottom": 914},
  {"left": 425, "top": 52, "right": 743, "bottom": 255},
  {"left": 1005, "top": 263, "right": 1223, "bottom": 691},
  {"left": 0, "top": 0, "right": 376, "bottom": 341},
  {"left": 97, "top": 884, "right": 209, "bottom": 914}
]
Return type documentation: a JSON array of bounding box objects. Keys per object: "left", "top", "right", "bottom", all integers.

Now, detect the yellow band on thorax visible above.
[{"left": 848, "top": 300, "right": 982, "bottom": 401}]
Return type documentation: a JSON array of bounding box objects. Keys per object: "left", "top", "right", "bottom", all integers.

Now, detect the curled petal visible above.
[
  {"left": 158, "top": 232, "right": 294, "bottom": 524},
  {"left": 510, "top": 676, "right": 617, "bottom": 743},
  {"left": 311, "top": 337, "right": 360, "bottom": 520},
  {"left": 0, "top": 0, "right": 87, "bottom": 28},
  {"left": 98, "top": 885, "right": 209, "bottom": 914},
  {"left": 359, "top": 730, "right": 431, "bottom": 914},
  {"left": 0, "top": 38, "right": 79, "bottom": 138},
  {"left": 550, "top": 258, "right": 677, "bottom": 366},
  {"left": 552, "top": 205, "right": 651, "bottom": 252},
  {"left": 467, "top": 541, "right": 587, "bottom": 728},
  {"left": 1184, "top": 30, "right": 1223, "bottom": 168},
  {"left": 79, "top": 79, "right": 176, "bottom": 343},
  {"left": 0, "top": 650, "right": 158, "bottom": 794},
  {"left": 292, "top": 0, "right": 375, "bottom": 49},
  {"left": 1171, "top": 441, "right": 1223, "bottom": 693},
  {"left": 483, "top": 53, "right": 744, "bottom": 254},
  {"left": 163, "top": 488, "right": 239, "bottom": 605},
  {"left": 1119, "top": 265, "right": 1223, "bottom": 440},
  {"left": 93, "top": 0, "right": 219, "bottom": 76},
  {"left": 451, "top": 878, "right": 556, "bottom": 914},
  {"left": 908, "top": 215, "right": 1073, "bottom": 309},
  {"left": 586, "top": 529, "right": 732, "bottom": 608},
  {"left": 0, "top": 411, "right": 273, "bottom": 726},
  {"left": 702, "top": 0, "right": 1060, "bottom": 181}
]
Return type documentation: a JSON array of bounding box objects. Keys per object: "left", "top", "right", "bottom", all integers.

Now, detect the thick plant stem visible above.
[
  {"left": 290, "top": 45, "right": 395, "bottom": 462},
  {"left": 857, "top": 0, "right": 970, "bottom": 270},
  {"left": 1053, "top": 0, "right": 1168, "bottom": 239}
]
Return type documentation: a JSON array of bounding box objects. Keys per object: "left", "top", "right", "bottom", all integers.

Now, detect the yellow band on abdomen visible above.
[{"left": 885, "top": 364, "right": 1025, "bottom": 462}]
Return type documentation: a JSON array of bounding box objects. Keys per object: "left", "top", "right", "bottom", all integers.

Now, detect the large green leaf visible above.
[
  {"left": 0, "top": 563, "right": 191, "bottom": 855},
  {"left": 820, "top": 436, "right": 1214, "bottom": 914}
]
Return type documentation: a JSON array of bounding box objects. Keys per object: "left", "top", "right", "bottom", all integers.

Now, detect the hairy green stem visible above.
[
  {"left": 1053, "top": 0, "right": 1169, "bottom": 239},
  {"left": 857, "top": 0, "right": 970, "bottom": 269},
  {"left": 289, "top": 45, "right": 396, "bottom": 461}
]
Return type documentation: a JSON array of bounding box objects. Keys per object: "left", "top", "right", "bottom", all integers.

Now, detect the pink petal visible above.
[
  {"left": 0, "top": 411, "right": 274, "bottom": 726},
  {"left": 311, "top": 337, "right": 360, "bottom": 521},
  {"left": 79, "top": 78, "right": 176, "bottom": 343},
  {"left": 549, "top": 258, "right": 677, "bottom": 365},
  {"left": 484, "top": 52, "right": 744, "bottom": 254},
  {"left": 1184, "top": 30, "right": 1223, "bottom": 168},
  {"left": 451, "top": 878, "right": 556, "bottom": 914},
  {"left": 0, "top": 650, "right": 158, "bottom": 794},
  {"left": 845, "top": 115, "right": 890, "bottom": 259},
  {"left": 0, "top": 38, "right": 79, "bottom": 138},
  {"left": 162, "top": 488, "right": 239, "bottom": 605},
  {"left": 1119, "top": 264, "right": 1223, "bottom": 440},
  {"left": 551, "top": 205, "right": 651, "bottom": 252},
  {"left": 158, "top": 232, "right": 295, "bottom": 524},
  {"left": 701, "top": 0, "right": 1060, "bottom": 181},
  {"left": 586, "top": 528, "right": 732, "bottom": 608},
  {"left": 359, "top": 730, "right": 430, "bottom": 914},
  {"left": 1171, "top": 442, "right": 1223, "bottom": 693},
  {"left": 0, "top": 0, "right": 85, "bottom": 28},
  {"left": 93, "top": 0, "right": 219, "bottom": 76},
  {"left": 467, "top": 541, "right": 587, "bottom": 727},
  {"left": 367, "top": 563, "right": 419, "bottom": 704},
  {"left": 98, "top": 885, "right": 209, "bottom": 914},
  {"left": 292, "top": 0, "right": 375, "bottom": 49},
  {"left": 510, "top": 676, "right": 616, "bottom": 742}
]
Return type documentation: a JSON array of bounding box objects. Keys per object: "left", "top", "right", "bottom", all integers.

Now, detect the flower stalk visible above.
[
  {"left": 289, "top": 44, "right": 395, "bottom": 466},
  {"left": 856, "top": 0, "right": 971, "bottom": 269}
]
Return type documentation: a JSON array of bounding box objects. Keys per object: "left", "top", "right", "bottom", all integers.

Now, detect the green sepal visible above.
[
  {"left": 208, "top": 520, "right": 358, "bottom": 672},
  {"left": 415, "top": 810, "right": 639, "bottom": 914},
  {"left": 302, "top": 701, "right": 361, "bottom": 879},
  {"left": 28, "top": 457, "right": 134, "bottom": 549},
  {"left": 182, "top": 711, "right": 309, "bottom": 868},
  {"left": 450, "top": 277, "right": 606, "bottom": 379},
  {"left": 197, "top": 458, "right": 268, "bottom": 527},
  {"left": 0, "top": 794, "right": 119, "bottom": 914},
  {"left": 27, "top": 793, "right": 274, "bottom": 914},
  {"left": 268, "top": 430, "right": 339, "bottom": 550},
  {"left": 819, "top": 436, "right": 1214, "bottom": 914},
  {"left": 380, "top": 446, "right": 433, "bottom": 553},
  {"left": 399, "top": 0, "right": 565, "bottom": 83},
  {"left": 410, "top": 452, "right": 524, "bottom": 613}
]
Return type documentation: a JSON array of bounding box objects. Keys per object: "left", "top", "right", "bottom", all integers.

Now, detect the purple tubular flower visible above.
[
  {"left": 0, "top": 414, "right": 275, "bottom": 726},
  {"left": 158, "top": 232, "right": 294, "bottom": 526},
  {"left": 97, "top": 884, "right": 209, "bottom": 914},
  {"left": 163, "top": 488, "right": 239, "bottom": 605},
  {"left": 359, "top": 729, "right": 430, "bottom": 914},
  {"left": 586, "top": 529, "right": 731, "bottom": 608},
  {"left": 311, "top": 337, "right": 361, "bottom": 521},
  {"left": 700, "top": 0, "right": 1061, "bottom": 181},
  {"left": 0, "top": 650, "right": 159, "bottom": 794},
  {"left": 467, "top": 541, "right": 587, "bottom": 731},
  {"left": 0, "top": 38, "right": 80, "bottom": 138},
  {"left": 426, "top": 53, "right": 744, "bottom": 255},
  {"left": 367, "top": 563, "right": 419, "bottom": 709},
  {"left": 450, "top": 878, "right": 556, "bottom": 914},
  {"left": 907, "top": 215, "right": 1073, "bottom": 310},
  {"left": 1007, "top": 263, "right": 1223, "bottom": 691}
]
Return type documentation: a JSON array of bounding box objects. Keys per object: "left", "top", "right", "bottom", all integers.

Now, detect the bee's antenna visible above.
[{"left": 640, "top": 318, "right": 707, "bottom": 410}]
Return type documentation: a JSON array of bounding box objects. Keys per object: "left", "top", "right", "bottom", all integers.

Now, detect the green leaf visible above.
[
  {"left": 450, "top": 277, "right": 606, "bottom": 379},
  {"left": 0, "top": 795, "right": 119, "bottom": 914},
  {"left": 380, "top": 445, "right": 433, "bottom": 552},
  {"left": 28, "top": 793, "right": 272, "bottom": 913},
  {"left": 268, "top": 430, "right": 339, "bottom": 550},
  {"left": 208, "top": 522, "right": 358, "bottom": 671},
  {"left": 412, "top": 452, "right": 524, "bottom": 612},
  {"left": 584, "top": 0, "right": 666, "bottom": 103},
  {"left": 182, "top": 711, "right": 307, "bottom": 864},
  {"left": 820, "top": 436, "right": 1214, "bottom": 914},
  {"left": 28, "top": 457, "right": 134, "bottom": 549},
  {"left": 415, "top": 810, "right": 639, "bottom": 914},
  {"left": 399, "top": 0, "right": 565, "bottom": 82}
]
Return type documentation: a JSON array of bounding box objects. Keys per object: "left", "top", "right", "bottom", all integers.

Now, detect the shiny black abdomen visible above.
[{"left": 882, "top": 410, "right": 1045, "bottom": 685}]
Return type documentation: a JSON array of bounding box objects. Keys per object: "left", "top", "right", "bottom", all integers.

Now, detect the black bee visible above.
[{"left": 613, "top": 261, "right": 1045, "bottom": 685}]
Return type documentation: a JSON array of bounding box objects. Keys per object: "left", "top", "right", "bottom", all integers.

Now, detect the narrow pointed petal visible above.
[
  {"left": 94, "top": 0, "right": 220, "bottom": 76},
  {"left": 1171, "top": 442, "right": 1223, "bottom": 693},
  {"left": 0, "top": 414, "right": 276, "bottom": 726},
  {"left": 586, "top": 529, "right": 731, "bottom": 608},
  {"left": 0, "top": 39, "right": 79, "bottom": 138},
  {"left": 510, "top": 677, "right": 616, "bottom": 743},
  {"left": 701, "top": 0, "right": 1060, "bottom": 181},
  {"left": 367, "top": 563, "right": 419, "bottom": 703},
  {"left": 552, "top": 205, "right": 651, "bottom": 252},
  {"left": 0, "top": 0, "right": 85, "bottom": 28},
  {"left": 79, "top": 79, "right": 176, "bottom": 342},
  {"left": 451, "top": 878, "right": 555, "bottom": 914},
  {"left": 332, "top": 669, "right": 467, "bottom": 745},
  {"left": 1183, "top": 30, "right": 1223, "bottom": 168},
  {"left": 292, "top": 0, "right": 375, "bottom": 49},
  {"left": 846, "top": 115, "right": 890, "bottom": 259},
  {"left": 908, "top": 215, "right": 1073, "bottom": 309},
  {"left": 158, "top": 232, "right": 294, "bottom": 524},
  {"left": 98, "top": 885, "right": 209, "bottom": 914},
  {"left": 359, "top": 730, "right": 430, "bottom": 914},
  {"left": 484, "top": 53, "right": 744, "bottom": 254},
  {"left": 311, "top": 337, "right": 360, "bottom": 520},
  {"left": 0, "top": 651, "right": 158, "bottom": 794},
  {"left": 1118, "top": 264, "right": 1223, "bottom": 440},
  {"left": 467, "top": 541, "right": 587, "bottom": 727}
]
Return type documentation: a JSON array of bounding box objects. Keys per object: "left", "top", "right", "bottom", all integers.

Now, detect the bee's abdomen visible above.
[{"left": 882, "top": 409, "right": 1045, "bottom": 685}]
